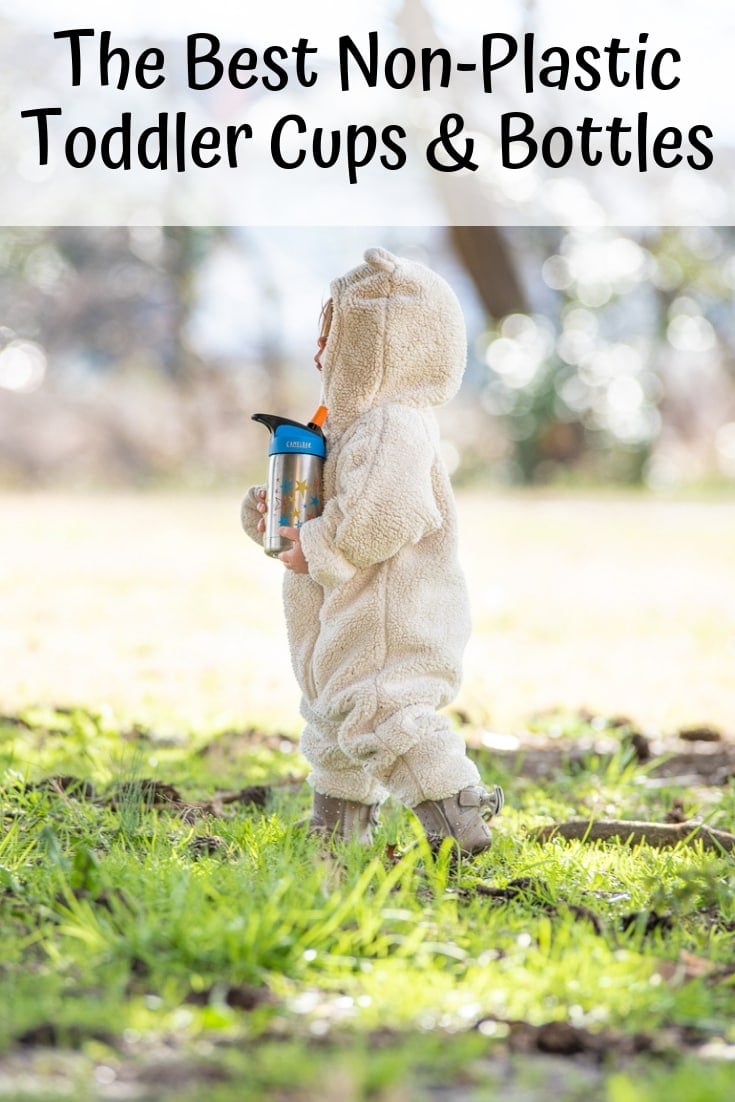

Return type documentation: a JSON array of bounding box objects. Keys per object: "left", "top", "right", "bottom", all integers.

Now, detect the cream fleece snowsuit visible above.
[{"left": 243, "top": 247, "right": 481, "bottom": 808}]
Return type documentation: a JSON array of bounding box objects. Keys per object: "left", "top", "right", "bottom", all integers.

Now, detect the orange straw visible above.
[{"left": 309, "top": 405, "right": 329, "bottom": 428}]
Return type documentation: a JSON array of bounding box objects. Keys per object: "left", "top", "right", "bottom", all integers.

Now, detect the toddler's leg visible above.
[
  {"left": 336, "top": 700, "right": 504, "bottom": 855},
  {"left": 300, "top": 703, "right": 387, "bottom": 843},
  {"left": 336, "top": 700, "right": 479, "bottom": 805}
]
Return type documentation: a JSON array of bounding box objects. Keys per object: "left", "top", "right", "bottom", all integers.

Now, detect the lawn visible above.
[{"left": 0, "top": 489, "right": 733, "bottom": 1100}]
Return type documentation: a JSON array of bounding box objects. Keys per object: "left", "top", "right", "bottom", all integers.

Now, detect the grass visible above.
[
  {"left": 1, "top": 488, "right": 734, "bottom": 1099},
  {"left": 1, "top": 708, "right": 734, "bottom": 1100}
]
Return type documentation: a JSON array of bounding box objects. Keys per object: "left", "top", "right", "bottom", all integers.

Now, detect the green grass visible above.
[{"left": 1, "top": 708, "right": 734, "bottom": 1100}]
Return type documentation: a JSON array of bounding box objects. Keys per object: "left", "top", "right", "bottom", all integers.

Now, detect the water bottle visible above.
[{"left": 251, "top": 405, "right": 328, "bottom": 558}]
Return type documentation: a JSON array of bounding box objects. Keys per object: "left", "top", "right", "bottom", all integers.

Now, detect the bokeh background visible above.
[{"left": 2, "top": 224, "right": 735, "bottom": 489}]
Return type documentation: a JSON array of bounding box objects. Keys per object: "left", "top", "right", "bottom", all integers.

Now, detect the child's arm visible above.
[{"left": 299, "top": 406, "right": 442, "bottom": 588}]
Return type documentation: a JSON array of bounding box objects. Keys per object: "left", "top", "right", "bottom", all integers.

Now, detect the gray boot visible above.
[
  {"left": 412, "top": 784, "right": 504, "bottom": 855},
  {"left": 309, "top": 791, "right": 381, "bottom": 845}
]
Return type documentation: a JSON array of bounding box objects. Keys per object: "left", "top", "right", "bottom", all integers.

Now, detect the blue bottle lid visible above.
[
  {"left": 252, "top": 413, "right": 326, "bottom": 458},
  {"left": 270, "top": 422, "right": 326, "bottom": 458}
]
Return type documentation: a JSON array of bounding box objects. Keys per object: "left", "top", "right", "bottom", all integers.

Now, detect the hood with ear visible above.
[{"left": 320, "top": 247, "right": 467, "bottom": 434}]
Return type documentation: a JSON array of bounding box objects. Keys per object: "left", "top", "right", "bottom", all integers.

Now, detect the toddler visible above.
[{"left": 242, "top": 247, "right": 503, "bottom": 853}]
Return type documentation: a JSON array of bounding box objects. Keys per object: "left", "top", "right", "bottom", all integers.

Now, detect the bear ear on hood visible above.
[{"left": 364, "top": 247, "right": 397, "bottom": 273}]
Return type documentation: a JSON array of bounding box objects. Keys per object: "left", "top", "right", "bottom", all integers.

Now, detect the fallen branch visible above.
[{"left": 532, "top": 819, "right": 735, "bottom": 853}]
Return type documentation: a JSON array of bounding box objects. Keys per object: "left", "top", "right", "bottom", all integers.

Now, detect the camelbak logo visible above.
[{"left": 285, "top": 439, "right": 313, "bottom": 449}]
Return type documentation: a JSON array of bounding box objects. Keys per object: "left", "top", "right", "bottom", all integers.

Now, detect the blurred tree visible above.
[
  {"left": 0, "top": 226, "right": 222, "bottom": 379},
  {"left": 451, "top": 226, "right": 528, "bottom": 317},
  {"left": 161, "top": 227, "right": 224, "bottom": 377},
  {"left": 0, "top": 226, "right": 240, "bottom": 483},
  {"left": 478, "top": 226, "right": 735, "bottom": 484},
  {"left": 395, "top": 0, "right": 528, "bottom": 317}
]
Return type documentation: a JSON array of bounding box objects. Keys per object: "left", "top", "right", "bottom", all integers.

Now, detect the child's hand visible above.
[
  {"left": 278, "top": 527, "right": 309, "bottom": 574},
  {"left": 241, "top": 485, "right": 267, "bottom": 544},
  {"left": 256, "top": 488, "right": 266, "bottom": 534}
]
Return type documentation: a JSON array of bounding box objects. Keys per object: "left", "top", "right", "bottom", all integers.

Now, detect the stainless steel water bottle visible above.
[{"left": 252, "top": 405, "right": 328, "bottom": 558}]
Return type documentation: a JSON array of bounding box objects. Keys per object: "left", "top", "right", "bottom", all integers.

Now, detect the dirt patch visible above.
[{"left": 469, "top": 714, "right": 735, "bottom": 787}]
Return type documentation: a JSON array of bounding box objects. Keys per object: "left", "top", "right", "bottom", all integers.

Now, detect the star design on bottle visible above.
[{"left": 295, "top": 479, "right": 308, "bottom": 495}]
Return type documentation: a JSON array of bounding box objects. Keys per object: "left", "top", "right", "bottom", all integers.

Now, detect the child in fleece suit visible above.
[{"left": 242, "top": 247, "right": 503, "bottom": 853}]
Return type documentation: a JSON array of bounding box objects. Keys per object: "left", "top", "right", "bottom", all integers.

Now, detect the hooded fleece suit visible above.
[{"left": 242, "top": 247, "right": 481, "bottom": 809}]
